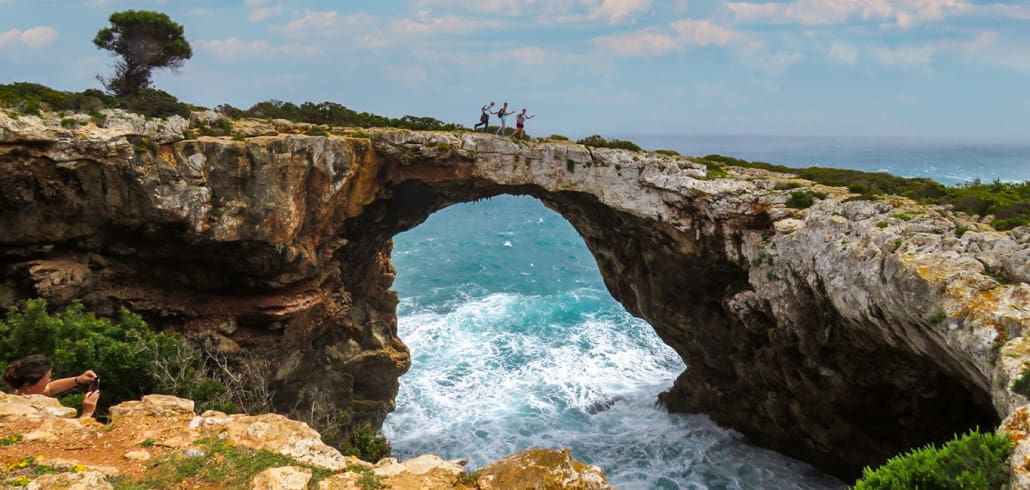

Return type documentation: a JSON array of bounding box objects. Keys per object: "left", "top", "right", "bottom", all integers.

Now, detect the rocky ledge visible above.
[
  {"left": 0, "top": 110, "right": 1028, "bottom": 483},
  {"left": 0, "top": 393, "right": 611, "bottom": 489}
]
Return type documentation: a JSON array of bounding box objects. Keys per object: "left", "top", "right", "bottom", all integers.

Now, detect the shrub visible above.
[
  {"left": 786, "top": 190, "right": 823, "bottom": 209},
  {"left": 182, "top": 129, "right": 196, "bottom": 140},
  {"left": 547, "top": 134, "right": 569, "bottom": 141},
  {"left": 854, "top": 428, "right": 1012, "bottom": 489},
  {"left": 576, "top": 134, "right": 643, "bottom": 152},
  {"left": 1013, "top": 368, "right": 1030, "bottom": 398},
  {"left": 115, "top": 88, "right": 192, "bottom": 119},
  {"left": 60, "top": 117, "right": 77, "bottom": 128},
  {"left": 655, "top": 149, "right": 680, "bottom": 156},
  {"left": 231, "top": 134, "right": 245, "bottom": 141},
  {"left": 955, "top": 225, "right": 972, "bottom": 238},
  {"left": 338, "top": 421, "right": 392, "bottom": 463},
  {"left": 566, "top": 159, "right": 575, "bottom": 173},
  {"left": 0, "top": 299, "right": 224, "bottom": 417},
  {"left": 306, "top": 126, "right": 330, "bottom": 137}
]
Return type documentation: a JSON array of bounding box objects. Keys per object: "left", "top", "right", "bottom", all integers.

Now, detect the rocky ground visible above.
[{"left": 0, "top": 393, "right": 612, "bottom": 489}]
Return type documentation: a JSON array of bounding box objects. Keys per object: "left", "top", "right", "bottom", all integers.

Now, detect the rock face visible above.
[{"left": 1, "top": 111, "right": 1028, "bottom": 481}]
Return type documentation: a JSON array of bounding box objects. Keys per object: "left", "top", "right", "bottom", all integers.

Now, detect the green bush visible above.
[
  {"left": 854, "top": 429, "right": 1012, "bottom": 489},
  {"left": 655, "top": 149, "right": 680, "bottom": 156},
  {"left": 338, "top": 421, "right": 392, "bottom": 463},
  {"left": 785, "top": 190, "right": 826, "bottom": 209},
  {"left": 576, "top": 134, "right": 643, "bottom": 152},
  {"left": 116, "top": 88, "right": 192, "bottom": 119},
  {"left": 0, "top": 299, "right": 222, "bottom": 416},
  {"left": 547, "top": 134, "right": 569, "bottom": 141},
  {"left": 1012, "top": 368, "right": 1030, "bottom": 398},
  {"left": 60, "top": 117, "right": 77, "bottom": 128}
]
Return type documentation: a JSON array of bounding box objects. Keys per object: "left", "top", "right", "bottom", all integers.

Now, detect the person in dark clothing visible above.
[{"left": 474, "top": 101, "right": 495, "bottom": 131}]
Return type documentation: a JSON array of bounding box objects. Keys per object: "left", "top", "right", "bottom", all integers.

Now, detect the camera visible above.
[{"left": 87, "top": 378, "right": 100, "bottom": 392}]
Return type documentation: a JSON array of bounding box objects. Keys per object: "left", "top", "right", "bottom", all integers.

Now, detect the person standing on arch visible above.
[
  {"left": 495, "top": 102, "right": 515, "bottom": 135},
  {"left": 512, "top": 108, "right": 535, "bottom": 140},
  {"left": 474, "top": 101, "right": 495, "bottom": 131}
]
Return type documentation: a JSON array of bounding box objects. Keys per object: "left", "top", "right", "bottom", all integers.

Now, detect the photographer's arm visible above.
[{"left": 43, "top": 370, "right": 96, "bottom": 396}]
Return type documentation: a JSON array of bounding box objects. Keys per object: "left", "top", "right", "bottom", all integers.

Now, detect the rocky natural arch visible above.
[{"left": 1, "top": 113, "right": 1027, "bottom": 480}]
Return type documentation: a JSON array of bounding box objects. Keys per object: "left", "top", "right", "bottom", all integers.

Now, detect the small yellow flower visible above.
[
  {"left": 73, "top": 463, "right": 89, "bottom": 473},
  {"left": 11, "top": 476, "right": 31, "bottom": 486}
]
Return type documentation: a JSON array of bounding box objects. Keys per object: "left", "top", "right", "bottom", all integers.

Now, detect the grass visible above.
[
  {"left": 0, "top": 433, "right": 23, "bottom": 447},
  {"left": 955, "top": 225, "right": 972, "bottom": 238},
  {"left": 854, "top": 428, "right": 1012, "bottom": 490},
  {"left": 692, "top": 154, "right": 1030, "bottom": 231},
  {"left": 305, "top": 126, "right": 330, "bottom": 137},
  {"left": 110, "top": 438, "right": 332, "bottom": 490}
]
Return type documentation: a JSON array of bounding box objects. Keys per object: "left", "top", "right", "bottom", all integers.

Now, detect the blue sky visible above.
[{"left": 2, "top": 0, "right": 1029, "bottom": 138}]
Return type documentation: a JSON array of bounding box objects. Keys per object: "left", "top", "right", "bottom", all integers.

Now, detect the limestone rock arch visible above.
[{"left": 2, "top": 114, "right": 1027, "bottom": 480}]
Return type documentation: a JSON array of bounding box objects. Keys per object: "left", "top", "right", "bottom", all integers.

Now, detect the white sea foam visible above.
[{"left": 382, "top": 290, "right": 844, "bottom": 489}]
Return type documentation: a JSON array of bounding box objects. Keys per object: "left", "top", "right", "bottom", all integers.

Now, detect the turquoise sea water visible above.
[{"left": 381, "top": 136, "right": 1030, "bottom": 489}]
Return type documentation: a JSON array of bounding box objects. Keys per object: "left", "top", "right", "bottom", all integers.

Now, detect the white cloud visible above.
[
  {"left": 0, "top": 26, "right": 58, "bottom": 49},
  {"left": 726, "top": 0, "right": 972, "bottom": 29},
  {"left": 276, "top": 10, "right": 378, "bottom": 39},
  {"left": 594, "top": 18, "right": 746, "bottom": 57},
  {"left": 248, "top": 5, "right": 282, "bottom": 22},
  {"left": 585, "top": 0, "right": 653, "bottom": 24},
  {"left": 828, "top": 41, "right": 858, "bottom": 65},
  {"left": 391, "top": 12, "right": 502, "bottom": 35},
  {"left": 593, "top": 29, "right": 679, "bottom": 56},
  {"left": 195, "top": 38, "right": 320, "bottom": 61}
]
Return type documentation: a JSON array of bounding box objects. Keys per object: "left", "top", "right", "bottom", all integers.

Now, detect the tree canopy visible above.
[{"left": 93, "top": 10, "right": 192, "bottom": 96}]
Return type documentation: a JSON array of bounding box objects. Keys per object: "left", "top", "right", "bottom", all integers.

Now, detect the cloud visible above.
[
  {"left": 671, "top": 19, "right": 744, "bottom": 46},
  {"left": 828, "top": 41, "right": 858, "bottom": 65},
  {"left": 194, "top": 38, "right": 321, "bottom": 61},
  {"left": 594, "top": 19, "right": 746, "bottom": 57},
  {"left": 248, "top": 5, "right": 282, "bottom": 22},
  {"left": 0, "top": 26, "right": 58, "bottom": 49},
  {"left": 866, "top": 30, "right": 995, "bottom": 66},
  {"left": 391, "top": 12, "right": 502, "bottom": 35},
  {"left": 585, "top": 0, "right": 653, "bottom": 24},
  {"left": 593, "top": 29, "right": 679, "bottom": 57},
  {"left": 726, "top": 0, "right": 972, "bottom": 29},
  {"left": 275, "top": 10, "right": 378, "bottom": 39}
]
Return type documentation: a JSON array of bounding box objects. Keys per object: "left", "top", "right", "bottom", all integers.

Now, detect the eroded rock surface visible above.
[{"left": 1, "top": 110, "right": 1028, "bottom": 481}]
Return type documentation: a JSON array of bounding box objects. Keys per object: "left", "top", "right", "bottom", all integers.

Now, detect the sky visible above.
[{"left": 1, "top": 0, "right": 1029, "bottom": 139}]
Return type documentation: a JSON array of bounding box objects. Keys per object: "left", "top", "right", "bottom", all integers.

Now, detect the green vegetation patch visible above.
[
  {"left": 219, "top": 100, "right": 463, "bottom": 131},
  {"left": 0, "top": 82, "right": 193, "bottom": 119},
  {"left": 336, "top": 421, "right": 392, "bottom": 464},
  {"left": 785, "top": 190, "right": 827, "bottom": 209},
  {"left": 1012, "top": 368, "right": 1030, "bottom": 398},
  {"left": 692, "top": 154, "right": 1030, "bottom": 231},
  {"left": 654, "top": 149, "right": 680, "bottom": 156},
  {"left": 0, "top": 299, "right": 230, "bottom": 417},
  {"left": 576, "top": 134, "right": 642, "bottom": 152},
  {"left": 854, "top": 428, "right": 1012, "bottom": 490},
  {"left": 111, "top": 438, "right": 332, "bottom": 490}
]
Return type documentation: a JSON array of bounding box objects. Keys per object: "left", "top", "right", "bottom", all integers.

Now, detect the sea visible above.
[{"left": 380, "top": 135, "right": 1030, "bottom": 489}]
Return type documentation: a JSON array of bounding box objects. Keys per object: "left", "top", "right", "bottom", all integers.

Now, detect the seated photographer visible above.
[{"left": 2, "top": 355, "right": 101, "bottom": 419}]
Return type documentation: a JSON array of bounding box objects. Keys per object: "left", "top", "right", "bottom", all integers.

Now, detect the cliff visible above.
[{"left": 1, "top": 110, "right": 1028, "bottom": 483}]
